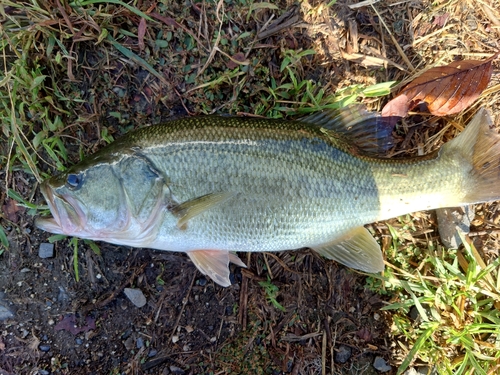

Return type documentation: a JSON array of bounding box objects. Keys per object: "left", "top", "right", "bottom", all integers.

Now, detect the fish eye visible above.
[{"left": 66, "top": 173, "right": 83, "bottom": 190}]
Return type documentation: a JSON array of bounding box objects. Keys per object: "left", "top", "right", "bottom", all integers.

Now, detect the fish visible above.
[{"left": 35, "top": 106, "right": 500, "bottom": 286}]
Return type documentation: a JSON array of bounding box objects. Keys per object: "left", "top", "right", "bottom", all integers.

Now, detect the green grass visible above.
[
  {"left": 367, "top": 228, "right": 500, "bottom": 374},
  {"left": 1, "top": 1, "right": 500, "bottom": 374}
]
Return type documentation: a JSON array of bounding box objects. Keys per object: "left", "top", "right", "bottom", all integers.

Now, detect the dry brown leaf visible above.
[
  {"left": 138, "top": 18, "right": 146, "bottom": 52},
  {"left": 382, "top": 52, "right": 499, "bottom": 117}
]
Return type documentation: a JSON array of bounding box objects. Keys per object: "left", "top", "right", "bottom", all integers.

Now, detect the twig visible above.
[
  {"left": 322, "top": 330, "right": 327, "bottom": 375},
  {"left": 370, "top": 3, "right": 415, "bottom": 72},
  {"left": 238, "top": 271, "right": 249, "bottom": 327},
  {"left": 256, "top": 4, "right": 300, "bottom": 40},
  {"left": 263, "top": 253, "right": 273, "bottom": 279},
  {"left": 196, "top": 0, "right": 224, "bottom": 78},
  {"left": 83, "top": 263, "right": 147, "bottom": 314},
  {"left": 55, "top": 0, "right": 75, "bottom": 34},
  {"left": 168, "top": 273, "right": 196, "bottom": 344}
]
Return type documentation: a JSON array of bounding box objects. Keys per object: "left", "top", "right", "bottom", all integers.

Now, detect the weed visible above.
[
  {"left": 368, "top": 232, "right": 500, "bottom": 374},
  {"left": 259, "top": 276, "right": 286, "bottom": 312},
  {"left": 216, "top": 317, "right": 280, "bottom": 374}
]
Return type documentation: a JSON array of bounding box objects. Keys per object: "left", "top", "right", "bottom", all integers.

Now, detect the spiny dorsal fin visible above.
[
  {"left": 170, "top": 192, "right": 235, "bottom": 229},
  {"left": 300, "top": 105, "right": 398, "bottom": 156},
  {"left": 311, "top": 226, "right": 384, "bottom": 273}
]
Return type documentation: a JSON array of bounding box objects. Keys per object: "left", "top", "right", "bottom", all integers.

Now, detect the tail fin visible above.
[{"left": 447, "top": 108, "right": 500, "bottom": 204}]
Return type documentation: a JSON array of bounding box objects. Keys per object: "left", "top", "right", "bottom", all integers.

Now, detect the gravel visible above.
[
  {"left": 124, "top": 288, "right": 147, "bottom": 308},
  {"left": 38, "top": 243, "right": 55, "bottom": 259}
]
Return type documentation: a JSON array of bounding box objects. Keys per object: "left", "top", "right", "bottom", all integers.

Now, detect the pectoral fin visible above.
[
  {"left": 311, "top": 227, "right": 384, "bottom": 273},
  {"left": 171, "top": 192, "right": 235, "bottom": 229},
  {"left": 187, "top": 250, "right": 247, "bottom": 287}
]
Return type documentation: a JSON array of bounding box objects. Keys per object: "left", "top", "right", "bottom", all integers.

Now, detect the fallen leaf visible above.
[
  {"left": 150, "top": 13, "right": 178, "bottom": 27},
  {"left": 54, "top": 314, "right": 96, "bottom": 335},
  {"left": 226, "top": 52, "right": 246, "bottom": 69},
  {"left": 382, "top": 52, "right": 499, "bottom": 117},
  {"left": 433, "top": 13, "right": 449, "bottom": 27},
  {"left": 2, "top": 198, "right": 23, "bottom": 223},
  {"left": 138, "top": 18, "right": 146, "bottom": 51}
]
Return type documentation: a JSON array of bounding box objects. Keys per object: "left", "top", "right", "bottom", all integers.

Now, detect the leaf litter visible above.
[{"left": 382, "top": 52, "right": 499, "bottom": 117}]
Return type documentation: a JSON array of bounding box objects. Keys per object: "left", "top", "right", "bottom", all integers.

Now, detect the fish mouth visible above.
[{"left": 35, "top": 180, "right": 85, "bottom": 235}]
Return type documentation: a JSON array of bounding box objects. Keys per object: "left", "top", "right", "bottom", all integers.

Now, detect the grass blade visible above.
[
  {"left": 397, "top": 323, "right": 438, "bottom": 375},
  {"left": 106, "top": 34, "right": 167, "bottom": 84}
]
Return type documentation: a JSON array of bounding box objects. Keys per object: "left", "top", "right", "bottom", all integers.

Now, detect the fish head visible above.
[{"left": 36, "top": 161, "right": 130, "bottom": 239}]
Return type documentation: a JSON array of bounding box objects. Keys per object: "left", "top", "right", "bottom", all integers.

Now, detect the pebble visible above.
[
  {"left": 136, "top": 337, "right": 144, "bottom": 349},
  {"left": 75, "top": 338, "right": 83, "bottom": 345},
  {"left": 121, "top": 329, "right": 132, "bottom": 339},
  {"left": 57, "top": 286, "right": 69, "bottom": 303},
  {"left": 0, "top": 304, "right": 14, "bottom": 321},
  {"left": 169, "top": 366, "right": 185, "bottom": 374},
  {"left": 404, "top": 367, "right": 437, "bottom": 375},
  {"left": 38, "top": 344, "right": 51, "bottom": 352},
  {"left": 0, "top": 293, "right": 14, "bottom": 321},
  {"left": 39, "top": 243, "right": 55, "bottom": 259},
  {"left": 197, "top": 277, "right": 207, "bottom": 286},
  {"left": 37, "top": 370, "right": 50, "bottom": 375},
  {"left": 148, "top": 349, "right": 158, "bottom": 357},
  {"left": 335, "top": 345, "right": 351, "bottom": 364},
  {"left": 436, "top": 206, "right": 473, "bottom": 249},
  {"left": 124, "top": 288, "right": 147, "bottom": 308},
  {"left": 373, "top": 356, "right": 392, "bottom": 372}
]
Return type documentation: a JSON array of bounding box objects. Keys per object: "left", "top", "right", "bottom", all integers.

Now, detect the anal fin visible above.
[
  {"left": 187, "top": 250, "right": 247, "bottom": 287},
  {"left": 311, "top": 227, "right": 384, "bottom": 273}
]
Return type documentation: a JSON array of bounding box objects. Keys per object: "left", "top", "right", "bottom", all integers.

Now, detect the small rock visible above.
[
  {"left": 37, "top": 370, "right": 50, "bottom": 375},
  {"left": 335, "top": 345, "right": 351, "bottom": 364},
  {"left": 38, "top": 344, "right": 51, "bottom": 352},
  {"left": 197, "top": 277, "right": 207, "bottom": 286},
  {"left": 124, "top": 336, "right": 134, "bottom": 351},
  {"left": 373, "top": 356, "right": 391, "bottom": 372},
  {"left": 148, "top": 348, "right": 158, "bottom": 357},
  {"left": 57, "top": 286, "right": 69, "bottom": 303},
  {"left": 75, "top": 338, "right": 83, "bottom": 345},
  {"left": 169, "top": 365, "right": 185, "bottom": 375},
  {"left": 121, "top": 329, "right": 132, "bottom": 339},
  {"left": 436, "top": 206, "right": 474, "bottom": 249},
  {"left": 0, "top": 304, "right": 14, "bottom": 321},
  {"left": 124, "top": 288, "right": 147, "bottom": 308},
  {"left": 404, "top": 369, "right": 418, "bottom": 375},
  {"left": 0, "top": 293, "right": 14, "bottom": 321},
  {"left": 136, "top": 337, "right": 144, "bottom": 349},
  {"left": 39, "top": 243, "right": 54, "bottom": 259}
]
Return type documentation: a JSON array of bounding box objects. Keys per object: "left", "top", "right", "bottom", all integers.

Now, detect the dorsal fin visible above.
[{"left": 299, "top": 104, "right": 398, "bottom": 156}]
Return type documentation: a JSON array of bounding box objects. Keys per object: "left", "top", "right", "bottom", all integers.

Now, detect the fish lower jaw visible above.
[{"left": 35, "top": 217, "right": 66, "bottom": 235}]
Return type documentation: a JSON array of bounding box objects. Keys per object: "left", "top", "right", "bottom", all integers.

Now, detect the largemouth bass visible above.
[{"left": 36, "top": 107, "right": 500, "bottom": 286}]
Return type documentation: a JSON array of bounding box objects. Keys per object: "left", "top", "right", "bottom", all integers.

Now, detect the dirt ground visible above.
[
  {"left": 1, "top": 0, "right": 499, "bottom": 374},
  {"left": 0, "top": 219, "right": 392, "bottom": 374}
]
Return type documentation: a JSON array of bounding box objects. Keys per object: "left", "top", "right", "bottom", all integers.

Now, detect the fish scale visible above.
[{"left": 36, "top": 107, "right": 500, "bottom": 286}]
